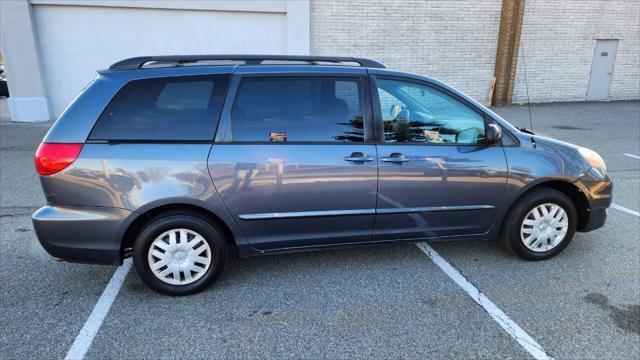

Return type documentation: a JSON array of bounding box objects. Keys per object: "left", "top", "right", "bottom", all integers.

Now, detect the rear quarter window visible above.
[{"left": 89, "top": 74, "right": 228, "bottom": 141}]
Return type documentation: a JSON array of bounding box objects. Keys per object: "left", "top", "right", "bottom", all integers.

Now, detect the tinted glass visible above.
[
  {"left": 90, "top": 75, "right": 228, "bottom": 140},
  {"left": 230, "top": 77, "right": 364, "bottom": 142},
  {"left": 377, "top": 79, "right": 485, "bottom": 144}
]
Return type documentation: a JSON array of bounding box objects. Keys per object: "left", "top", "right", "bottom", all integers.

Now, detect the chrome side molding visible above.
[{"left": 239, "top": 205, "right": 494, "bottom": 220}]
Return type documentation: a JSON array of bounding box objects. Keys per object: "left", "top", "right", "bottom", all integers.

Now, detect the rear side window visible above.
[
  {"left": 227, "top": 76, "right": 364, "bottom": 142},
  {"left": 89, "top": 75, "right": 228, "bottom": 141}
]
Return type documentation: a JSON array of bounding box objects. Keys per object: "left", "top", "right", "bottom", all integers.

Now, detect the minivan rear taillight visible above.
[{"left": 35, "top": 143, "right": 83, "bottom": 176}]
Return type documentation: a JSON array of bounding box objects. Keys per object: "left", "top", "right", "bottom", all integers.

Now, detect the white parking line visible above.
[
  {"left": 623, "top": 153, "right": 640, "bottom": 159},
  {"left": 63, "top": 200, "right": 637, "bottom": 360},
  {"left": 65, "top": 259, "right": 132, "bottom": 360},
  {"left": 611, "top": 203, "right": 640, "bottom": 217},
  {"left": 416, "top": 242, "right": 553, "bottom": 360}
]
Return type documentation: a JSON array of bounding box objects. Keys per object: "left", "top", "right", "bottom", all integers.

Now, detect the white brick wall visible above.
[
  {"left": 311, "top": 0, "right": 640, "bottom": 104},
  {"left": 310, "top": 0, "right": 502, "bottom": 102},
  {"left": 513, "top": 0, "right": 640, "bottom": 103}
]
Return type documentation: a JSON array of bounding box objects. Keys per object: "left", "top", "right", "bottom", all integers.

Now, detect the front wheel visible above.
[
  {"left": 133, "top": 211, "right": 227, "bottom": 295},
  {"left": 501, "top": 188, "right": 577, "bottom": 260}
]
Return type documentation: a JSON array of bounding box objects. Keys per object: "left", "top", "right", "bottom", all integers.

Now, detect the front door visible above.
[
  {"left": 372, "top": 77, "right": 508, "bottom": 240},
  {"left": 209, "top": 73, "right": 378, "bottom": 250},
  {"left": 587, "top": 39, "right": 618, "bottom": 100}
]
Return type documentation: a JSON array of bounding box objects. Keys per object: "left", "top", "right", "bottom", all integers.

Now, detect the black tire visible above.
[
  {"left": 500, "top": 188, "right": 577, "bottom": 260},
  {"left": 133, "top": 211, "right": 227, "bottom": 295}
]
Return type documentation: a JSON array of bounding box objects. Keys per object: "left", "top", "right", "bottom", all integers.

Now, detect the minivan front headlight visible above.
[{"left": 578, "top": 147, "right": 606, "bottom": 172}]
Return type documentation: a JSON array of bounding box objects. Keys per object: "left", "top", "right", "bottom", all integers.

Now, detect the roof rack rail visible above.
[{"left": 108, "top": 55, "right": 387, "bottom": 71}]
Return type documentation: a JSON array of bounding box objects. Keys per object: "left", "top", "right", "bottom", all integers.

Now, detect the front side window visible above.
[
  {"left": 90, "top": 75, "right": 228, "bottom": 141},
  {"left": 376, "top": 79, "right": 486, "bottom": 144},
  {"left": 228, "top": 77, "right": 364, "bottom": 142}
]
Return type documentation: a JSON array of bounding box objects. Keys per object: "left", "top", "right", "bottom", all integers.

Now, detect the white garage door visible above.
[{"left": 33, "top": 4, "right": 287, "bottom": 116}]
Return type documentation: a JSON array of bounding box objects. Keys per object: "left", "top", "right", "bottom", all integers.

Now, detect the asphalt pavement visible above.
[{"left": 0, "top": 101, "right": 638, "bottom": 359}]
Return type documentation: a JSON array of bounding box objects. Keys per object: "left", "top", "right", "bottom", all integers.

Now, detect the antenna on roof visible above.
[{"left": 519, "top": 32, "right": 534, "bottom": 132}]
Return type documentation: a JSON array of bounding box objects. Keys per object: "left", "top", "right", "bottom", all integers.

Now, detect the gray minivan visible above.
[{"left": 33, "top": 55, "right": 612, "bottom": 295}]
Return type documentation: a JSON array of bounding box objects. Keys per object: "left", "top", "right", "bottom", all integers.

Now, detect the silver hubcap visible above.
[
  {"left": 148, "top": 228, "right": 211, "bottom": 285},
  {"left": 520, "top": 203, "right": 569, "bottom": 252}
]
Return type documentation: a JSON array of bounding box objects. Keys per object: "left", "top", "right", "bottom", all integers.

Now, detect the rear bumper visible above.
[{"left": 32, "top": 205, "right": 131, "bottom": 265}]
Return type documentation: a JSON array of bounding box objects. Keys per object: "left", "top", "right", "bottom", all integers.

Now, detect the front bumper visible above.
[
  {"left": 576, "top": 170, "right": 613, "bottom": 232},
  {"left": 581, "top": 207, "right": 608, "bottom": 232},
  {"left": 32, "top": 205, "right": 131, "bottom": 265}
]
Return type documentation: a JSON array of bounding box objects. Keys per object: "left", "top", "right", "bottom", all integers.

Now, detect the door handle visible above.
[
  {"left": 344, "top": 152, "right": 373, "bottom": 163},
  {"left": 381, "top": 152, "right": 410, "bottom": 163}
]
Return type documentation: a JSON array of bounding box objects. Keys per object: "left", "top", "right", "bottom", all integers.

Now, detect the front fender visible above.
[{"left": 486, "top": 133, "right": 591, "bottom": 239}]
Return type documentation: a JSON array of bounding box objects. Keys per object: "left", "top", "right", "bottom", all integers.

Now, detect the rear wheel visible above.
[
  {"left": 133, "top": 211, "right": 227, "bottom": 295},
  {"left": 501, "top": 188, "right": 577, "bottom": 260}
]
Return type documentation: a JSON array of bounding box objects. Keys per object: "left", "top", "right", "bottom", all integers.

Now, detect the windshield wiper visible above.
[{"left": 517, "top": 127, "right": 535, "bottom": 135}]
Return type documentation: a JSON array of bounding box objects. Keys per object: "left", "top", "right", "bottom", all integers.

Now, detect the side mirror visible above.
[
  {"left": 390, "top": 104, "right": 402, "bottom": 119},
  {"left": 486, "top": 123, "right": 503, "bottom": 144}
]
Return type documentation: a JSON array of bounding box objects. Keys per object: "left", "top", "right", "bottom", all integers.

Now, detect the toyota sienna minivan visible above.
[{"left": 32, "top": 55, "right": 612, "bottom": 295}]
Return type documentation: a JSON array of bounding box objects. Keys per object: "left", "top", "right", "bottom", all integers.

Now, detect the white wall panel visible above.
[{"left": 33, "top": 4, "right": 287, "bottom": 115}]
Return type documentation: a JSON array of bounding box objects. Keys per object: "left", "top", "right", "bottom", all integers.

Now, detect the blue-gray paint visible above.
[
  {"left": 32, "top": 60, "right": 613, "bottom": 265},
  {"left": 32, "top": 205, "right": 131, "bottom": 264},
  {"left": 208, "top": 143, "right": 379, "bottom": 250}
]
